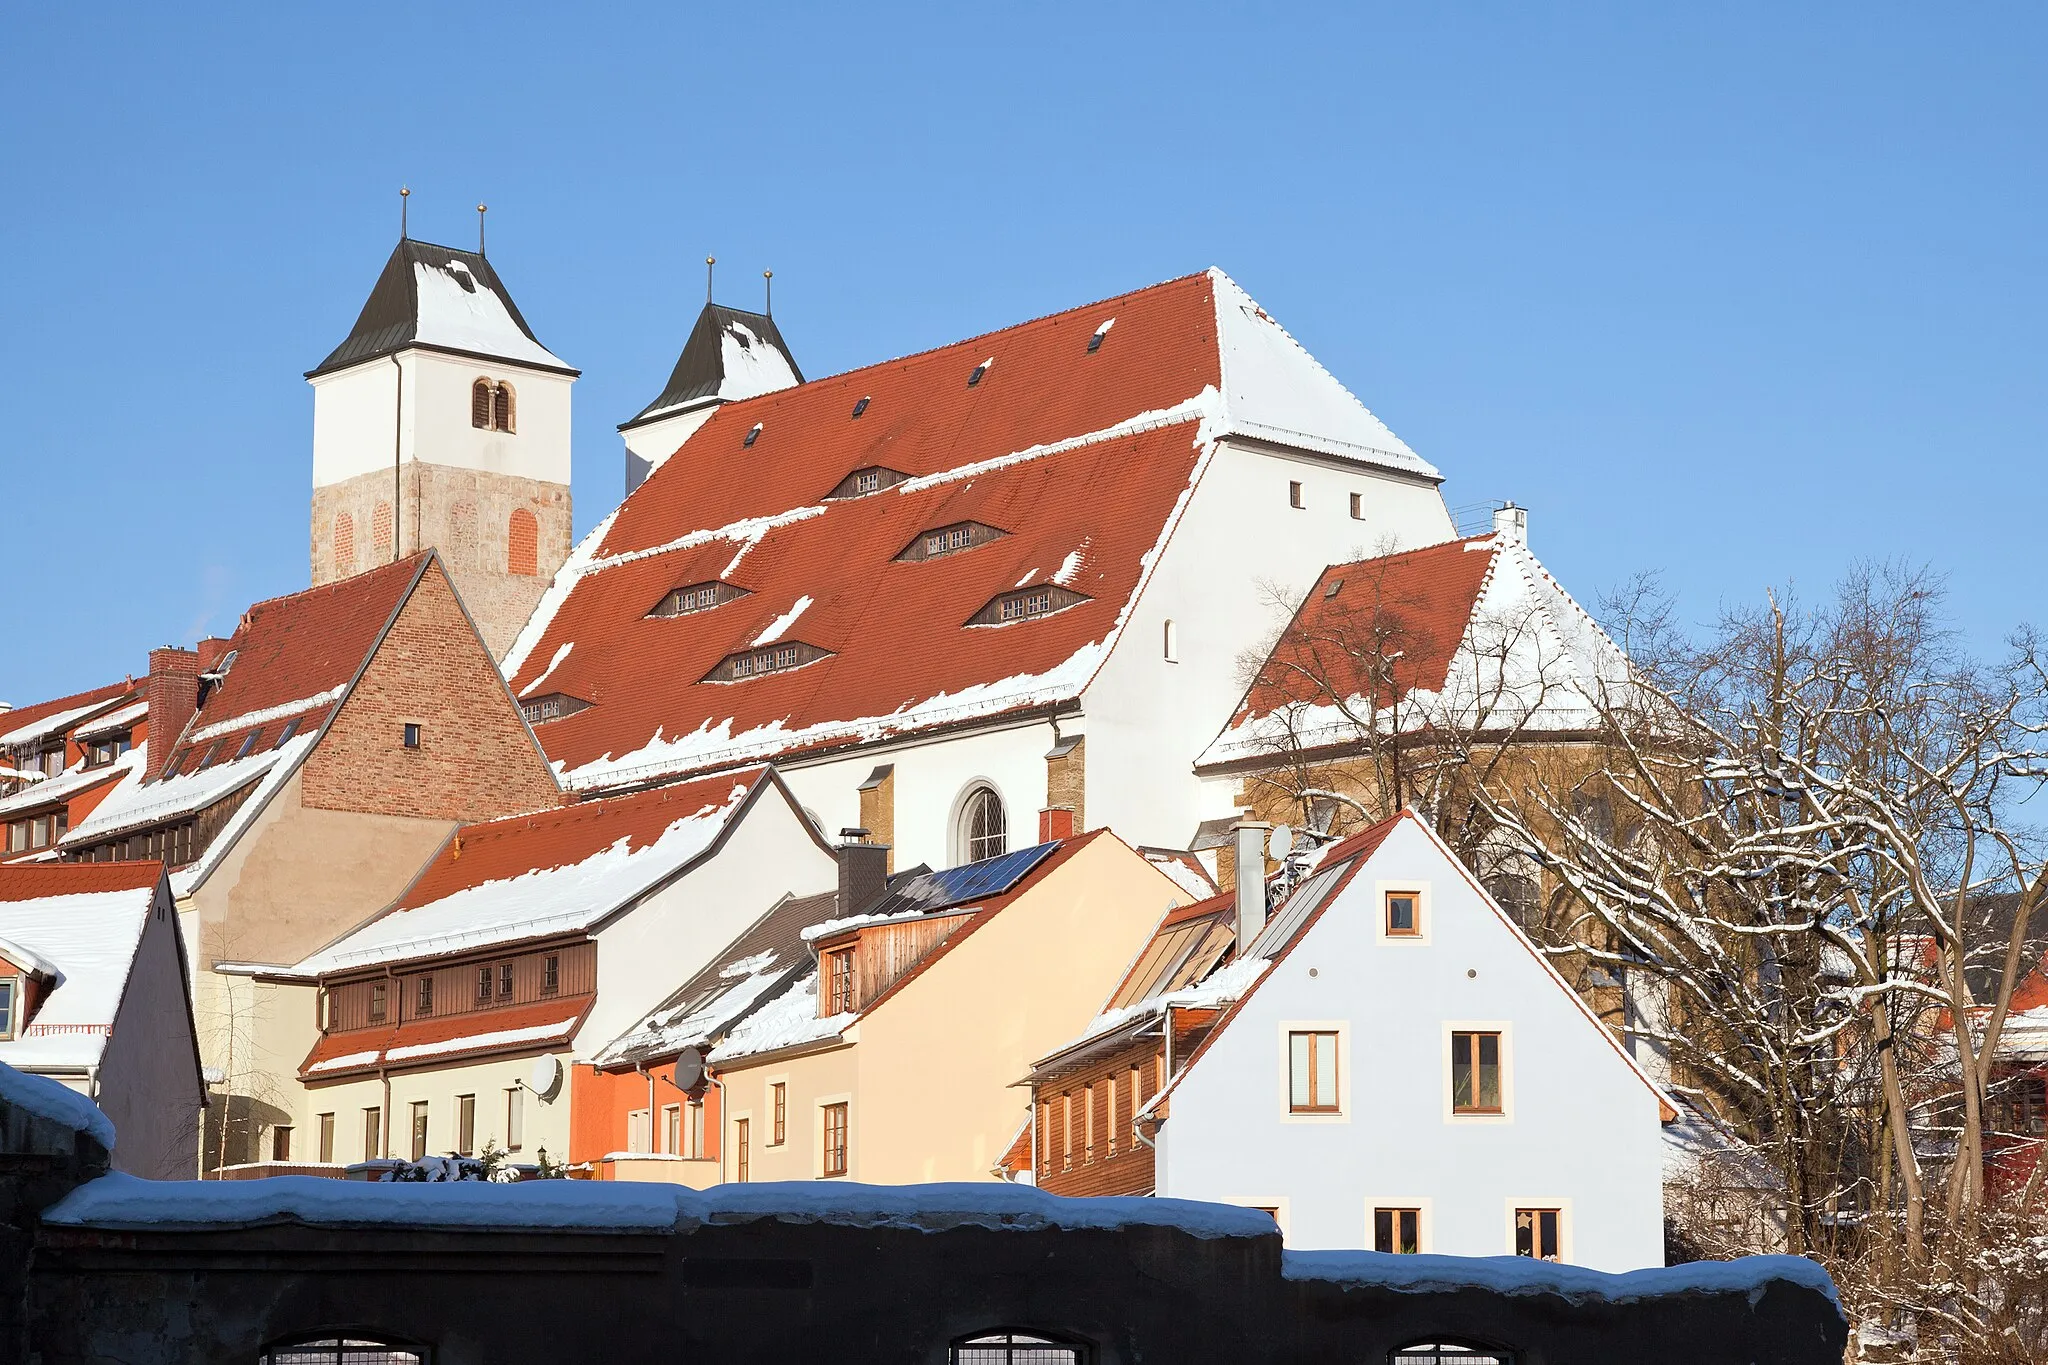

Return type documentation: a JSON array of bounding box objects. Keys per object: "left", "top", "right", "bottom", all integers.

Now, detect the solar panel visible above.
[
  {"left": 856, "top": 841, "right": 1060, "bottom": 920},
  {"left": 1248, "top": 857, "right": 1355, "bottom": 957}
]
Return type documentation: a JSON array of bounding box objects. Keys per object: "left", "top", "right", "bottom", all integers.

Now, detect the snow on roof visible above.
[
  {"left": 186, "top": 686, "right": 344, "bottom": 744},
  {"left": 70, "top": 700, "right": 147, "bottom": 740},
  {"left": 0, "top": 697, "right": 123, "bottom": 751},
  {"left": 0, "top": 750, "right": 135, "bottom": 819},
  {"left": 45, "top": 1170, "right": 1281, "bottom": 1241},
  {"left": 292, "top": 770, "right": 765, "bottom": 975},
  {"left": 706, "top": 970, "right": 852, "bottom": 1064},
  {"left": 0, "top": 1060, "right": 115, "bottom": 1150},
  {"left": 593, "top": 958, "right": 795, "bottom": 1069},
  {"left": 624, "top": 304, "right": 804, "bottom": 428},
  {"left": 1200, "top": 534, "right": 1637, "bottom": 769},
  {"left": 1281, "top": 1248, "right": 1839, "bottom": 1308},
  {"left": 298, "top": 995, "right": 591, "bottom": 1080},
  {"left": 1143, "top": 848, "right": 1218, "bottom": 899},
  {"left": 411, "top": 257, "right": 568, "bottom": 371},
  {"left": 510, "top": 270, "right": 1434, "bottom": 793},
  {"left": 63, "top": 736, "right": 300, "bottom": 848},
  {"left": 0, "top": 871, "right": 160, "bottom": 1070}
]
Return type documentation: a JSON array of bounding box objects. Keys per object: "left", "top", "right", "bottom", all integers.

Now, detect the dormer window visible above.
[
  {"left": 85, "top": 733, "right": 133, "bottom": 769},
  {"left": 520, "top": 693, "right": 592, "bottom": 725},
  {"left": 648, "top": 580, "right": 747, "bottom": 618},
  {"left": 897, "top": 521, "right": 1004, "bottom": 563},
  {"left": 969, "top": 585, "right": 1090, "bottom": 627},
  {"left": 827, "top": 466, "right": 909, "bottom": 499},
  {"left": 708, "top": 641, "right": 832, "bottom": 683},
  {"left": 472, "top": 378, "right": 515, "bottom": 433}
]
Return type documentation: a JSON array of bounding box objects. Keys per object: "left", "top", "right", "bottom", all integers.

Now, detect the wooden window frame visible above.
[
  {"left": 271, "top": 1124, "right": 292, "bottom": 1163},
  {"left": 456, "top": 1094, "right": 476, "bottom": 1156},
  {"left": 362, "top": 1107, "right": 382, "bottom": 1162},
  {"left": 1513, "top": 1205, "right": 1565, "bottom": 1261},
  {"left": 734, "top": 1116, "right": 751, "bottom": 1181},
  {"left": 824, "top": 947, "right": 857, "bottom": 1016},
  {"left": 1451, "top": 1029, "right": 1505, "bottom": 1117},
  {"left": 541, "top": 955, "right": 559, "bottom": 996},
  {"left": 415, "top": 975, "right": 434, "bottom": 1017},
  {"left": 662, "top": 1103, "right": 682, "bottom": 1157},
  {"left": 771, "top": 1081, "right": 787, "bottom": 1145},
  {"left": 1289, "top": 480, "right": 1304, "bottom": 508},
  {"left": 316, "top": 1112, "right": 335, "bottom": 1164},
  {"left": 409, "top": 1101, "right": 429, "bottom": 1161},
  {"left": 821, "top": 1100, "right": 849, "bottom": 1178},
  {"left": 1374, "top": 1206, "right": 1423, "bottom": 1255},
  {"left": 970, "top": 584, "right": 1090, "bottom": 627},
  {"left": 1287, "top": 1029, "right": 1341, "bottom": 1114},
  {"left": 1385, "top": 889, "right": 1422, "bottom": 938}
]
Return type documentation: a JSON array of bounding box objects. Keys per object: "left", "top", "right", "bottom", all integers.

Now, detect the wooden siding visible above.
[
  {"left": 1036, "top": 1036, "right": 1162, "bottom": 1198},
  {"left": 326, "top": 941, "right": 596, "bottom": 1033}
]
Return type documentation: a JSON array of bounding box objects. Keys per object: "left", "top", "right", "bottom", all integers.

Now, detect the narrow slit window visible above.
[
  {"left": 1289, "top": 480, "right": 1304, "bottom": 509},
  {"left": 1350, "top": 491, "right": 1364, "bottom": 519}
]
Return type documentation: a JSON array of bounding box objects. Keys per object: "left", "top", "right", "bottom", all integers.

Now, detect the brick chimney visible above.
[
  {"left": 1038, "top": 806, "right": 1076, "bottom": 842},
  {"left": 144, "top": 647, "right": 201, "bottom": 782},
  {"left": 836, "top": 829, "right": 890, "bottom": 918},
  {"left": 195, "top": 636, "right": 234, "bottom": 673},
  {"left": 1232, "top": 820, "right": 1273, "bottom": 951}
]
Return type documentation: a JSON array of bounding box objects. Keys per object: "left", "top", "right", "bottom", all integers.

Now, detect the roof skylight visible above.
[
  {"left": 851, "top": 396, "right": 870, "bottom": 418},
  {"left": 743, "top": 423, "right": 763, "bottom": 449},
  {"left": 1088, "top": 318, "right": 1115, "bottom": 353},
  {"left": 967, "top": 357, "right": 993, "bottom": 387}
]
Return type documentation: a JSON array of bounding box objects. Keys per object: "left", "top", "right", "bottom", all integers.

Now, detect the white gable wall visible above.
[
  {"left": 313, "top": 351, "right": 574, "bottom": 489},
  {"left": 95, "top": 881, "right": 204, "bottom": 1179},
  {"left": 1080, "top": 439, "right": 1454, "bottom": 854},
  {"left": 1157, "top": 818, "right": 1666, "bottom": 1270}
]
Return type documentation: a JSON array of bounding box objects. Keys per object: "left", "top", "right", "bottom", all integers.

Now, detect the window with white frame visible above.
[{"left": 959, "top": 785, "right": 1007, "bottom": 863}]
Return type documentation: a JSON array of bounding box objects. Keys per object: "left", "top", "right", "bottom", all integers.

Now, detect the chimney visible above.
[
  {"left": 1492, "top": 502, "right": 1527, "bottom": 544},
  {"left": 1038, "top": 806, "right": 1076, "bottom": 842},
  {"left": 836, "top": 828, "right": 890, "bottom": 917},
  {"left": 1232, "top": 820, "right": 1272, "bottom": 950},
  {"left": 195, "top": 636, "right": 234, "bottom": 673},
  {"left": 144, "top": 647, "right": 201, "bottom": 782}
]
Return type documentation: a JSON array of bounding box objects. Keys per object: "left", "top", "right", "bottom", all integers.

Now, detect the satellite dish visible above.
[
  {"left": 1269, "top": 825, "right": 1295, "bottom": 860},
  {"left": 672, "top": 1049, "right": 705, "bottom": 1094},
  {"left": 526, "top": 1055, "right": 564, "bottom": 1103}
]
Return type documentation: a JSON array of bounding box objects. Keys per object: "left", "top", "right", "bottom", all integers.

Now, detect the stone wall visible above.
[{"left": 309, "top": 463, "right": 571, "bottom": 659}]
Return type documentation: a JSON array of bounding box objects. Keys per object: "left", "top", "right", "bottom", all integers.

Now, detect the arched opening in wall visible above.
[
  {"left": 371, "top": 502, "right": 394, "bottom": 561},
  {"left": 471, "top": 378, "right": 493, "bottom": 429},
  {"left": 956, "top": 784, "right": 1007, "bottom": 865},
  {"left": 952, "top": 1330, "right": 1086, "bottom": 1364},
  {"left": 492, "top": 381, "right": 516, "bottom": 433},
  {"left": 1162, "top": 617, "right": 1178, "bottom": 662},
  {"left": 333, "top": 512, "right": 356, "bottom": 576},
  {"left": 507, "top": 507, "right": 539, "bottom": 576},
  {"left": 260, "top": 1336, "right": 427, "bottom": 1365},
  {"left": 1390, "top": 1342, "right": 1514, "bottom": 1365}
]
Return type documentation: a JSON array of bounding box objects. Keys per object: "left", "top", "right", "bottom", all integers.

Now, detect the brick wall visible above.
[
  {"left": 1046, "top": 737, "right": 1085, "bottom": 832},
  {"left": 299, "top": 559, "right": 562, "bottom": 822},
  {"left": 143, "top": 648, "right": 199, "bottom": 782},
  {"left": 858, "top": 765, "right": 895, "bottom": 872}
]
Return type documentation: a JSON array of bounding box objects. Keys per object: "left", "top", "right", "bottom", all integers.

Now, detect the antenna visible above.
[
  {"left": 764, "top": 269, "right": 773, "bottom": 315},
  {"left": 477, "top": 204, "right": 488, "bottom": 256},
  {"left": 705, "top": 255, "right": 716, "bottom": 304},
  {"left": 399, "top": 186, "right": 410, "bottom": 240}
]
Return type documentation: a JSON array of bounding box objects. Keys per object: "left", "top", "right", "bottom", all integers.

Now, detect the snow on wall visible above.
[{"left": 0, "top": 1060, "right": 115, "bottom": 1150}]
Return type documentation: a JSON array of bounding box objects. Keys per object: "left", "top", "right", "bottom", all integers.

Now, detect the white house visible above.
[
  {"left": 0, "top": 862, "right": 204, "bottom": 1179},
  {"left": 1013, "top": 811, "right": 1672, "bottom": 1271},
  {"left": 503, "top": 269, "right": 1459, "bottom": 872}
]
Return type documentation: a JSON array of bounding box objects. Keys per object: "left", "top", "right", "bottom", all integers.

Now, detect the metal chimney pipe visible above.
[{"left": 1233, "top": 820, "right": 1273, "bottom": 950}]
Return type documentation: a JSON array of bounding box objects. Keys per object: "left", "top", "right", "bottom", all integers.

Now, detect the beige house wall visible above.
[
  {"left": 298, "top": 1049, "right": 573, "bottom": 1167},
  {"left": 716, "top": 837, "right": 1191, "bottom": 1186}
]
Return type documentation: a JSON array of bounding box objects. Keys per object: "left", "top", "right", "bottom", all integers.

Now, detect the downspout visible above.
[
  {"left": 380, "top": 963, "right": 396, "bottom": 1158},
  {"left": 712, "top": 1066, "right": 728, "bottom": 1184},
  {"left": 637, "top": 1062, "right": 655, "bottom": 1156},
  {"left": 390, "top": 354, "right": 403, "bottom": 562},
  {"left": 1135, "top": 1007, "right": 1173, "bottom": 1157}
]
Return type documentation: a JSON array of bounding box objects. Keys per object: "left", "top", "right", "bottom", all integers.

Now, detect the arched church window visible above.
[
  {"left": 508, "top": 508, "right": 539, "bottom": 577},
  {"left": 958, "top": 785, "right": 1007, "bottom": 865},
  {"left": 371, "top": 502, "right": 394, "bottom": 561},
  {"left": 492, "top": 382, "right": 515, "bottom": 433},
  {"left": 333, "top": 512, "right": 356, "bottom": 576},
  {"left": 471, "top": 378, "right": 493, "bottom": 429},
  {"left": 952, "top": 1331, "right": 1084, "bottom": 1364},
  {"left": 260, "top": 1337, "right": 427, "bottom": 1365}
]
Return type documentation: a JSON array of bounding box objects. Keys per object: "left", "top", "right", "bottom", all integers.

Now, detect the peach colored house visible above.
[{"left": 705, "top": 830, "right": 1194, "bottom": 1186}]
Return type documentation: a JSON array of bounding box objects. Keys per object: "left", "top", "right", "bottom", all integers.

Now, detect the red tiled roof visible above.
[
  {"left": 162, "top": 554, "right": 429, "bottom": 763},
  {"left": 301, "top": 994, "right": 591, "bottom": 1082},
  {"left": 0, "top": 681, "right": 138, "bottom": 748},
  {"left": 0, "top": 860, "right": 164, "bottom": 901},
  {"left": 392, "top": 768, "right": 768, "bottom": 912},
  {"left": 1228, "top": 536, "right": 1498, "bottom": 733},
  {"left": 508, "top": 275, "right": 1230, "bottom": 787}
]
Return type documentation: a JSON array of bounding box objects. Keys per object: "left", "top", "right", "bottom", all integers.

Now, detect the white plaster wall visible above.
[
  {"left": 780, "top": 719, "right": 1057, "bottom": 872},
  {"left": 312, "top": 351, "right": 573, "bottom": 488},
  {"left": 95, "top": 885, "right": 205, "bottom": 1179},
  {"left": 585, "top": 781, "right": 835, "bottom": 1047},
  {"left": 1158, "top": 819, "right": 1667, "bottom": 1271},
  {"left": 1080, "top": 441, "right": 1455, "bottom": 852}
]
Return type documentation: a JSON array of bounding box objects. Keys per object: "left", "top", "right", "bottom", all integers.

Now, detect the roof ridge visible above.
[
  {"left": 712, "top": 269, "right": 1213, "bottom": 407},
  {"left": 232, "top": 552, "right": 432, "bottom": 624}
]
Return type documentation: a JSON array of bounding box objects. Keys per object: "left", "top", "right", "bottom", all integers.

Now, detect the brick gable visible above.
[{"left": 300, "top": 558, "right": 560, "bottom": 822}]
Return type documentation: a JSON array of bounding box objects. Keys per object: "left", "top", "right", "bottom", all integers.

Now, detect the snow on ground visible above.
[
  {"left": 0, "top": 1061, "right": 116, "bottom": 1149},
  {"left": 0, "top": 887, "right": 155, "bottom": 1069},
  {"left": 411, "top": 259, "right": 567, "bottom": 371},
  {"left": 1283, "top": 1248, "right": 1841, "bottom": 1308},
  {"left": 291, "top": 782, "right": 751, "bottom": 973}
]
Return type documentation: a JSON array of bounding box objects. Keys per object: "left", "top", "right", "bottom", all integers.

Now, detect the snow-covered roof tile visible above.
[
  {"left": 0, "top": 752, "right": 135, "bottom": 820},
  {"left": 0, "top": 863, "right": 163, "bottom": 1071}
]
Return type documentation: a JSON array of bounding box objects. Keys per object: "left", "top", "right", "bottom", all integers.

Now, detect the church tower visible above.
[
  {"left": 618, "top": 299, "right": 801, "bottom": 494},
  {"left": 307, "top": 238, "right": 576, "bottom": 659}
]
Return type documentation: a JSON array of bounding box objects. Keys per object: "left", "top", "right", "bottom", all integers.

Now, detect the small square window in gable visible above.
[
  {"left": 706, "top": 641, "right": 833, "bottom": 683},
  {"left": 647, "top": 580, "right": 748, "bottom": 619},
  {"left": 968, "top": 584, "right": 1091, "bottom": 627},
  {"left": 826, "top": 466, "right": 910, "bottom": 499},
  {"left": 520, "top": 693, "right": 593, "bottom": 726},
  {"left": 895, "top": 521, "right": 1006, "bottom": 563}
]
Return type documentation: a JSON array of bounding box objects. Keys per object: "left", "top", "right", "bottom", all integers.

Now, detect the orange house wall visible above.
[{"left": 570, "top": 1060, "right": 721, "bottom": 1170}]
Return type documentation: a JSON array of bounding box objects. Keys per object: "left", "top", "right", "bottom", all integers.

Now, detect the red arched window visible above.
[
  {"left": 333, "top": 512, "right": 356, "bottom": 576},
  {"left": 471, "top": 378, "right": 493, "bottom": 429},
  {"left": 508, "top": 508, "right": 539, "bottom": 576},
  {"left": 372, "top": 502, "right": 394, "bottom": 560}
]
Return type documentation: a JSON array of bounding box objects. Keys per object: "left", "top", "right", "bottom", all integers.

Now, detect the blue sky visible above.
[{"left": 2, "top": 5, "right": 2040, "bottom": 701}]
